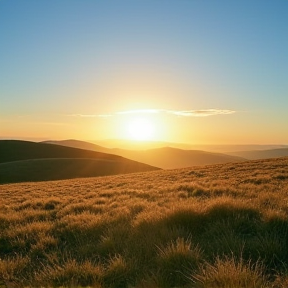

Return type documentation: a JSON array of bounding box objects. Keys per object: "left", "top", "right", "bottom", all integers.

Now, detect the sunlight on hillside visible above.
[{"left": 1, "top": 157, "right": 288, "bottom": 287}]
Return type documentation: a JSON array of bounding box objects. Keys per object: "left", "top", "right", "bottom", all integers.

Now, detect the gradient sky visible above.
[{"left": 1, "top": 0, "right": 287, "bottom": 144}]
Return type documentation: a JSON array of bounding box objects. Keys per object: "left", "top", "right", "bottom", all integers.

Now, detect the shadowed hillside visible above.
[
  {"left": 0, "top": 140, "right": 160, "bottom": 183},
  {"left": 1, "top": 157, "right": 288, "bottom": 287},
  {"left": 44, "top": 139, "right": 247, "bottom": 169},
  {"left": 0, "top": 140, "right": 122, "bottom": 163},
  {"left": 0, "top": 158, "right": 160, "bottom": 184}
]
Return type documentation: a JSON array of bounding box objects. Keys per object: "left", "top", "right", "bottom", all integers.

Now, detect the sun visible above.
[{"left": 126, "top": 117, "right": 155, "bottom": 141}]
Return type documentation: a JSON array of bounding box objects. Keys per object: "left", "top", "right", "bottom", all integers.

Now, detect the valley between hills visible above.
[{"left": 2, "top": 139, "right": 288, "bottom": 185}]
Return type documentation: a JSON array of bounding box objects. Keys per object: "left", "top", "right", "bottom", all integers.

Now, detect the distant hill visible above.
[
  {"left": 43, "top": 139, "right": 246, "bottom": 169},
  {"left": 0, "top": 140, "right": 160, "bottom": 184},
  {"left": 42, "top": 139, "right": 110, "bottom": 154},
  {"left": 192, "top": 144, "right": 288, "bottom": 153},
  {"left": 228, "top": 148, "right": 288, "bottom": 160},
  {"left": 113, "top": 147, "right": 246, "bottom": 169},
  {"left": 92, "top": 139, "right": 288, "bottom": 152},
  {"left": 92, "top": 139, "right": 194, "bottom": 150}
]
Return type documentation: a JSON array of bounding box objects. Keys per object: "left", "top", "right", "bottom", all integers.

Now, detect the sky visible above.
[{"left": 0, "top": 0, "right": 287, "bottom": 144}]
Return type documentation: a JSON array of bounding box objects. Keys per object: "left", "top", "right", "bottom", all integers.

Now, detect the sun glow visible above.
[{"left": 126, "top": 117, "right": 155, "bottom": 141}]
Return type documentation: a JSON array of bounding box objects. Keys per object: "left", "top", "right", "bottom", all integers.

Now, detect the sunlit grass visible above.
[
  {"left": 192, "top": 256, "right": 267, "bottom": 288},
  {"left": 0, "top": 157, "right": 288, "bottom": 287}
]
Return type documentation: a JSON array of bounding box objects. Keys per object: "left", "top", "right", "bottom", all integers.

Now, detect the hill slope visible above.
[
  {"left": 113, "top": 146, "right": 246, "bottom": 169},
  {"left": 93, "top": 139, "right": 288, "bottom": 152},
  {"left": 0, "top": 140, "right": 121, "bottom": 163},
  {"left": 44, "top": 139, "right": 246, "bottom": 169},
  {"left": 0, "top": 140, "right": 160, "bottom": 183},
  {"left": 228, "top": 148, "right": 288, "bottom": 160},
  {"left": 42, "top": 139, "right": 110, "bottom": 154},
  {"left": 0, "top": 157, "right": 288, "bottom": 287}
]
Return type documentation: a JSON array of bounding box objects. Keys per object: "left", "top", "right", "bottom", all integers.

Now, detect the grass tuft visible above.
[
  {"left": 156, "top": 237, "right": 202, "bottom": 287},
  {"left": 192, "top": 256, "right": 267, "bottom": 288},
  {"left": 35, "top": 258, "right": 103, "bottom": 287},
  {"left": 103, "top": 254, "right": 131, "bottom": 288}
]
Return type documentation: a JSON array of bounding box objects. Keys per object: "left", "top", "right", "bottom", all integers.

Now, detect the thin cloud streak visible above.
[
  {"left": 117, "top": 108, "right": 236, "bottom": 117},
  {"left": 70, "top": 109, "right": 236, "bottom": 118},
  {"left": 168, "top": 109, "right": 236, "bottom": 117}
]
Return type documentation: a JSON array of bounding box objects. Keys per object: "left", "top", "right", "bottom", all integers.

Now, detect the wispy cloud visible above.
[
  {"left": 69, "top": 108, "right": 235, "bottom": 118},
  {"left": 116, "top": 108, "right": 235, "bottom": 117},
  {"left": 168, "top": 109, "right": 235, "bottom": 117}
]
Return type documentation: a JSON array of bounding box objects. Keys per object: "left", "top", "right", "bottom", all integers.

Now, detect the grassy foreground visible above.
[{"left": 0, "top": 157, "right": 288, "bottom": 287}]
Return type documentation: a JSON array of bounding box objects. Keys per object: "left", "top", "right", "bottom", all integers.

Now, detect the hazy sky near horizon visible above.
[{"left": 1, "top": 1, "right": 287, "bottom": 144}]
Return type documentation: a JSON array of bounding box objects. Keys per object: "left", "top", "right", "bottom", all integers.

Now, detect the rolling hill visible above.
[
  {"left": 44, "top": 139, "right": 247, "bottom": 169},
  {"left": 1, "top": 157, "right": 288, "bottom": 287},
  {"left": 0, "top": 140, "right": 160, "bottom": 184},
  {"left": 92, "top": 139, "right": 195, "bottom": 150},
  {"left": 113, "top": 146, "right": 246, "bottom": 169},
  {"left": 0, "top": 140, "right": 118, "bottom": 163},
  {"left": 91, "top": 139, "right": 288, "bottom": 152},
  {"left": 42, "top": 139, "right": 110, "bottom": 154},
  {"left": 227, "top": 148, "right": 288, "bottom": 160}
]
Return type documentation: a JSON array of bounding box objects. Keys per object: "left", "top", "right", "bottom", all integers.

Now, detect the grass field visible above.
[{"left": 1, "top": 157, "right": 288, "bottom": 287}]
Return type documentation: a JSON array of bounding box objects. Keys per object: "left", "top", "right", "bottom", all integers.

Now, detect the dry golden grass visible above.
[{"left": 0, "top": 157, "right": 288, "bottom": 287}]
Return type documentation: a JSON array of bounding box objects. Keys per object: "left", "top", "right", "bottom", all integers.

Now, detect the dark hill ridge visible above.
[
  {"left": 0, "top": 158, "right": 160, "bottom": 184},
  {"left": 0, "top": 140, "right": 122, "bottom": 163},
  {"left": 0, "top": 140, "right": 160, "bottom": 184}
]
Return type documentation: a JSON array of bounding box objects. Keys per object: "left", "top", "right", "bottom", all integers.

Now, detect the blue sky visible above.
[{"left": 0, "top": 1, "right": 287, "bottom": 143}]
